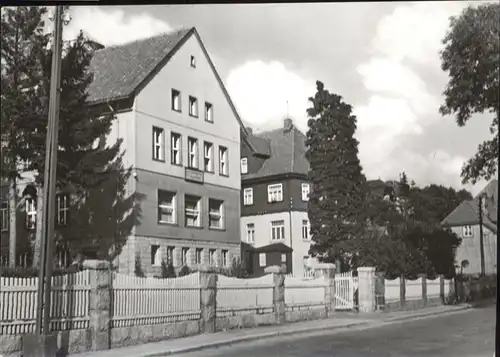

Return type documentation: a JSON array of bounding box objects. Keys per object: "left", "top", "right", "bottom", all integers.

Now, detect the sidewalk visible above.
[{"left": 74, "top": 304, "right": 472, "bottom": 357}]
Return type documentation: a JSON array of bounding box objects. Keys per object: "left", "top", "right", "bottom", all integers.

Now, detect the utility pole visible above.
[
  {"left": 478, "top": 194, "right": 485, "bottom": 277},
  {"left": 35, "top": 5, "right": 64, "bottom": 337}
]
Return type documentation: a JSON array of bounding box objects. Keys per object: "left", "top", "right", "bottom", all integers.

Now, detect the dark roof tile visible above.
[
  {"left": 87, "top": 28, "right": 193, "bottom": 104},
  {"left": 244, "top": 122, "right": 309, "bottom": 180}
]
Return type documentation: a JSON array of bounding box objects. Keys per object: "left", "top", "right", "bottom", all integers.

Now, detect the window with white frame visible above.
[
  {"left": 209, "top": 198, "right": 224, "bottom": 229},
  {"left": 57, "top": 194, "right": 69, "bottom": 226},
  {"left": 219, "top": 146, "right": 228, "bottom": 175},
  {"left": 26, "top": 198, "right": 36, "bottom": 230},
  {"left": 243, "top": 188, "right": 253, "bottom": 206},
  {"left": 188, "top": 137, "right": 198, "bottom": 168},
  {"left": 181, "top": 247, "right": 189, "bottom": 266},
  {"left": 205, "top": 102, "right": 213, "bottom": 122},
  {"left": 1, "top": 201, "right": 8, "bottom": 231},
  {"left": 221, "top": 249, "right": 228, "bottom": 266},
  {"left": 463, "top": 225, "right": 473, "bottom": 238},
  {"left": 301, "top": 183, "right": 310, "bottom": 201},
  {"left": 267, "top": 183, "right": 283, "bottom": 202},
  {"left": 208, "top": 249, "right": 216, "bottom": 265},
  {"left": 171, "top": 132, "right": 181, "bottom": 165},
  {"left": 158, "top": 190, "right": 176, "bottom": 224},
  {"left": 271, "top": 220, "right": 285, "bottom": 240},
  {"left": 301, "top": 220, "right": 310, "bottom": 240},
  {"left": 152, "top": 126, "right": 164, "bottom": 161},
  {"left": 151, "top": 244, "right": 161, "bottom": 266},
  {"left": 185, "top": 195, "right": 201, "bottom": 227},
  {"left": 281, "top": 253, "right": 286, "bottom": 263},
  {"left": 195, "top": 248, "right": 203, "bottom": 264},
  {"left": 241, "top": 157, "right": 248, "bottom": 174},
  {"left": 190, "top": 55, "right": 196, "bottom": 68},
  {"left": 246, "top": 223, "right": 255, "bottom": 243},
  {"left": 189, "top": 96, "right": 198, "bottom": 117},
  {"left": 172, "top": 89, "right": 181, "bottom": 111},
  {"left": 259, "top": 253, "right": 266, "bottom": 267},
  {"left": 204, "top": 142, "right": 214, "bottom": 172}
]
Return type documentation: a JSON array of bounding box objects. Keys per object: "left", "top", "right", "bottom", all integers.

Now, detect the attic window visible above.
[
  {"left": 463, "top": 225, "right": 473, "bottom": 238},
  {"left": 190, "top": 55, "right": 196, "bottom": 68}
]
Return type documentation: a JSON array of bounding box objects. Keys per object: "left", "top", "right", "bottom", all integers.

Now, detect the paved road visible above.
[{"left": 173, "top": 305, "right": 496, "bottom": 357}]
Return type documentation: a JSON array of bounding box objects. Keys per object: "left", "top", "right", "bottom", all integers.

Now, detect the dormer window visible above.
[{"left": 190, "top": 55, "right": 196, "bottom": 68}]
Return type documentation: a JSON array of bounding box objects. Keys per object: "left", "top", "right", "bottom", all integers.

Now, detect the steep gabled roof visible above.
[
  {"left": 87, "top": 28, "right": 192, "bottom": 104},
  {"left": 86, "top": 27, "right": 250, "bottom": 137},
  {"left": 441, "top": 179, "right": 498, "bottom": 233},
  {"left": 243, "top": 122, "right": 309, "bottom": 180}
]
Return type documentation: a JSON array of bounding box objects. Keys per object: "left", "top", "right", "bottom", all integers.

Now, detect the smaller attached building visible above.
[{"left": 441, "top": 179, "right": 497, "bottom": 275}]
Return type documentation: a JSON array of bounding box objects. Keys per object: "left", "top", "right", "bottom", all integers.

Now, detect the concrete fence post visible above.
[
  {"left": 84, "top": 259, "right": 112, "bottom": 352},
  {"left": 199, "top": 265, "right": 218, "bottom": 333},
  {"left": 265, "top": 265, "right": 286, "bottom": 324},
  {"left": 374, "top": 272, "right": 385, "bottom": 311},
  {"left": 399, "top": 275, "right": 406, "bottom": 308},
  {"left": 419, "top": 274, "right": 427, "bottom": 306},
  {"left": 357, "top": 267, "right": 376, "bottom": 313},
  {"left": 314, "top": 263, "right": 336, "bottom": 316},
  {"left": 439, "top": 275, "right": 445, "bottom": 304}
]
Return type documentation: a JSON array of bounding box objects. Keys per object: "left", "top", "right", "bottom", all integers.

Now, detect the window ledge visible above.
[
  {"left": 186, "top": 225, "right": 204, "bottom": 230},
  {"left": 158, "top": 221, "right": 178, "bottom": 227},
  {"left": 209, "top": 227, "right": 226, "bottom": 232},
  {"left": 153, "top": 158, "right": 166, "bottom": 163}
]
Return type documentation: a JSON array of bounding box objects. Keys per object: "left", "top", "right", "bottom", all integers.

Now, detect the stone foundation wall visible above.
[
  {"left": 383, "top": 297, "right": 443, "bottom": 313},
  {"left": 216, "top": 313, "right": 275, "bottom": 331},
  {"left": 285, "top": 307, "right": 328, "bottom": 322},
  {"left": 110, "top": 320, "right": 200, "bottom": 349},
  {"left": 116, "top": 236, "right": 241, "bottom": 277},
  {"left": 0, "top": 329, "right": 90, "bottom": 357}
]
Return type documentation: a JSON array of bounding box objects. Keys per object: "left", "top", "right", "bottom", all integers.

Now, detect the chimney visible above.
[
  {"left": 246, "top": 127, "right": 253, "bottom": 135},
  {"left": 284, "top": 118, "right": 293, "bottom": 132}
]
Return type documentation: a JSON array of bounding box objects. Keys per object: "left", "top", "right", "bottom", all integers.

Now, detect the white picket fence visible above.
[
  {"left": 1, "top": 269, "right": 360, "bottom": 335},
  {"left": 384, "top": 276, "right": 454, "bottom": 303},
  {"left": 216, "top": 274, "right": 274, "bottom": 316},
  {"left": 111, "top": 272, "right": 201, "bottom": 327},
  {"left": 284, "top": 271, "right": 356, "bottom": 311},
  {"left": 0, "top": 271, "right": 91, "bottom": 335}
]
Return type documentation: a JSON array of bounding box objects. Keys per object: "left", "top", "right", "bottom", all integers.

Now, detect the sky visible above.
[{"left": 53, "top": 2, "right": 495, "bottom": 195}]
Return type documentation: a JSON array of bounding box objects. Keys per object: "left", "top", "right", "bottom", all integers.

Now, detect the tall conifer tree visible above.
[{"left": 305, "top": 81, "right": 367, "bottom": 269}]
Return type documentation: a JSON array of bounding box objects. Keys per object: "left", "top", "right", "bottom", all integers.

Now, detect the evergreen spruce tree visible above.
[
  {"left": 1, "top": 6, "right": 48, "bottom": 267},
  {"left": 305, "top": 81, "right": 367, "bottom": 269},
  {"left": 2, "top": 7, "right": 142, "bottom": 265}
]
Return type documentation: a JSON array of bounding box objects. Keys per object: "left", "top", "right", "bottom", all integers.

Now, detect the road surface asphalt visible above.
[{"left": 172, "top": 304, "right": 496, "bottom": 357}]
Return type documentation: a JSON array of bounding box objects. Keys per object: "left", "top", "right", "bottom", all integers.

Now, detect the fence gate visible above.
[{"left": 335, "top": 271, "right": 356, "bottom": 310}]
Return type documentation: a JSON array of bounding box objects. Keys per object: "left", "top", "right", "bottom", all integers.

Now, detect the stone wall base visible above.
[
  {"left": 0, "top": 329, "right": 90, "bottom": 357},
  {"left": 216, "top": 313, "right": 275, "bottom": 331},
  {"left": 285, "top": 307, "right": 328, "bottom": 322},
  {"left": 383, "top": 297, "right": 443, "bottom": 313},
  {"left": 111, "top": 320, "right": 200, "bottom": 348}
]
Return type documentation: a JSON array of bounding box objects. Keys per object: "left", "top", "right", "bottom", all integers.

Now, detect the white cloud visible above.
[
  {"left": 59, "top": 7, "right": 172, "bottom": 46},
  {"left": 355, "top": 2, "right": 474, "bottom": 190},
  {"left": 226, "top": 60, "right": 315, "bottom": 133}
]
